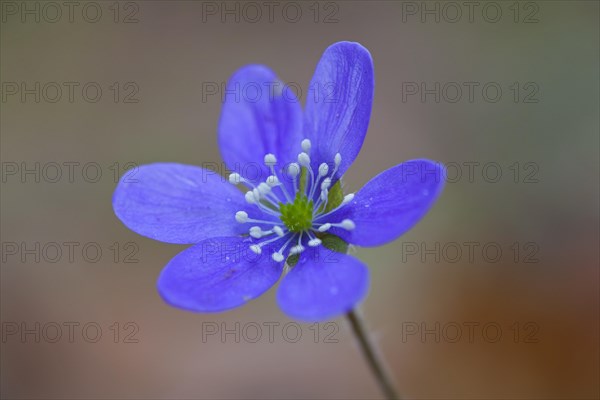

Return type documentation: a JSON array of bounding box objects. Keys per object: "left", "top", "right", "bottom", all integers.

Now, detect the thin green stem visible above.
[{"left": 346, "top": 309, "right": 400, "bottom": 400}]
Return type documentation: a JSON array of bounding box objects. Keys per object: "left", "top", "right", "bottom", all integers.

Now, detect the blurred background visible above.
[{"left": 1, "top": 1, "right": 598, "bottom": 399}]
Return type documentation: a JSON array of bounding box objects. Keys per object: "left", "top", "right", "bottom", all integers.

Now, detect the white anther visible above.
[
  {"left": 228, "top": 173, "right": 242, "bottom": 185},
  {"left": 266, "top": 175, "right": 280, "bottom": 187},
  {"left": 318, "top": 223, "right": 331, "bottom": 232},
  {"left": 264, "top": 154, "right": 277, "bottom": 166},
  {"left": 272, "top": 252, "right": 284, "bottom": 262},
  {"left": 334, "top": 153, "right": 342, "bottom": 166},
  {"left": 258, "top": 182, "right": 271, "bottom": 195},
  {"left": 273, "top": 226, "right": 284, "bottom": 237},
  {"left": 287, "top": 163, "right": 300, "bottom": 178},
  {"left": 253, "top": 188, "right": 261, "bottom": 200},
  {"left": 342, "top": 193, "right": 355, "bottom": 204},
  {"left": 308, "top": 238, "right": 322, "bottom": 247},
  {"left": 245, "top": 191, "right": 255, "bottom": 204},
  {"left": 290, "top": 244, "right": 305, "bottom": 255},
  {"left": 301, "top": 139, "right": 311, "bottom": 152},
  {"left": 235, "top": 211, "right": 248, "bottom": 223},
  {"left": 340, "top": 219, "right": 355, "bottom": 230},
  {"left": 249, "top": 226, "right": 262, "bottom": 239},
  {"left": 321, "top": 189, "right": 329, "bottom": 202},
  {"left": 318, "top": 163, "right": 329, "bottom": 177},
  {"left": 321, "top": 177, "right": 331, "bottom": 190},
  {"left": 298, "top": 152, "right": 311, "bottom": 167},
  {"left": 250, "top": 245, "right": 262, "bottom": 254}
]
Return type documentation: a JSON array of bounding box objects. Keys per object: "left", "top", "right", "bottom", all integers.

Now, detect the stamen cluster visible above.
[{"left": 231, "top": 139, "right": 356, "bottom": 263}]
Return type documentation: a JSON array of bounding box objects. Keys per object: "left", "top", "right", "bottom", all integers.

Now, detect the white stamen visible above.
[
  {"left": 272, "top": 252, "right": 284, "bottom": 262},
  {"left": 342, "top": 193, "right": 355, "bottom": 204},
  {"left": 245, "top": 189, "right": 280, "bottom": 217},
  {"left": 249, "top": 226, "right": 263, "bottom": 239},
  {"left": 321, "top": 177, "right": 331, "bottom": 190},
  {"left": 308, "top": 238, "right": 322, "bottom": 247},
  {"left": 249, "top": 234, "right": 284, "bottom": 257},
  {"left": 290, "top": 244, "right": 305, "bottom": 255},
  {"left": 266, "top": 175, "right": 280, "bottom": 187},
  {"left": 273, "top": 226, "right": 284, "bottom": 237},
  {"left": 334, "top": 153, "right": 342, "bottom": 166},
  {"left": 264, "top": 154, "right": 277, "bottom": 167},
  {"left": 274, "top": 234, "right": 295, "bottom": 263},
  {"left": 235, "top": 211, "right": 248, "bottom": 223},
  {"left": 320, "top": 188, "right": 328, "bottom": 202},
  {"left": 288, "top": 233, "right": 305, "bottom": 255},
  {"left": 318, "top": 163, "right": 329, "bottom": 177},
  {"left": 228, "top": 173, "right": 242, "bottom": 185},
  {"left": 287, "top": 163, "right": 300, "bottom": 178},
  {"left": 313, "top": 191, "right": 352, "bottom": 220},
  {"left": 339, "top": 219, "right": 355, "bottom": 230},
  {"left": 301, "top": 139, "right": 311, "bottom": 152},
  {"left": 318, "top": 223, "right": 331, "bottom": 232},
  {"left": 298, "top": 152, "right": 311, "bottom": 167},
  {"left": 258, "top": 182, "right": 271, "bottom": 195}
]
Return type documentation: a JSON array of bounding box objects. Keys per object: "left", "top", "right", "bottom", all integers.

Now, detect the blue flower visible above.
[{"left": 113, "top": 41, "right": 445, "bottom": 322}]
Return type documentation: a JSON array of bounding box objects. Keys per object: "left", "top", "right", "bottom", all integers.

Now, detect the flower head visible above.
[{"left": 113, "top": 41, "right": 445, "bottom": 321}]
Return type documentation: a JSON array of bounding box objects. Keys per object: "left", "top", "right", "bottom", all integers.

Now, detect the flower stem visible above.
[{"left": 346, "top": 309, "right": 400, "bottom": 399}]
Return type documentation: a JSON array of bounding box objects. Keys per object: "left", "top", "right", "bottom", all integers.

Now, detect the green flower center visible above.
[{"left": 279, "top": 193, "right": 313, "bottom": 233}]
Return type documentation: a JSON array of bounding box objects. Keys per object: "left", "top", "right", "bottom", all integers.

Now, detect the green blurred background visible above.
[{"left": 1, "top": 1, "right": 598, "bottom": 398}]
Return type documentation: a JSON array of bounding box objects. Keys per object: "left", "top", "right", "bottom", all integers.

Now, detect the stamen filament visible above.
[
  {"left": 248, "top": 196, "right": 281, "bottom": 217},
  {"left": 314, "top": 193, "right": 354, "bottom": 220},
  {"left": 239, "top": 216, "right": 283, "bottom": 226},
  {"left": 290, "top": 232, "right": 305, "bottom": 255},
  {"left": 249, "top": 234, "right": 284, "bottom": 254},
  {"left": 272, "top": 233, "right": 295, "bottom": 262}
]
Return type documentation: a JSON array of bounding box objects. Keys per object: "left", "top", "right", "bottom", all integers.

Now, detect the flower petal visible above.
[
  {"left": 218, "top": 65, "right": 303, "bottom": 184},
  {"left": 113, "top": 163, "right": 250, "bottom": 244},
  {"left": 304, "top": 41, "right": 374, "bottom": 178},
  {"left": 158, "top": 237, "right": 284, "bottom": 313},
  {"left": 277, "top": 251, "right": 369, "bottom": 321},
  {"left": 322, "top": 159, "right": 445, "bottom": 247}
]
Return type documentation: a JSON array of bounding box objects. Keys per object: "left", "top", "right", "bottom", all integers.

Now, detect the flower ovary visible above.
[{"left": 279, "top": 193, "right": 313, "bottom": 233}]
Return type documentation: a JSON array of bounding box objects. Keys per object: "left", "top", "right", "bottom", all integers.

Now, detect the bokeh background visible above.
[{"left": 1, "top": 1, "right": 598, "bottom": 399}]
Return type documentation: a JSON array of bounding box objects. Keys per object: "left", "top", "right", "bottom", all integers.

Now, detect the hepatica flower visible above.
[{"left": 113, "top": 42, "right": 445, "bottom": 322}]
